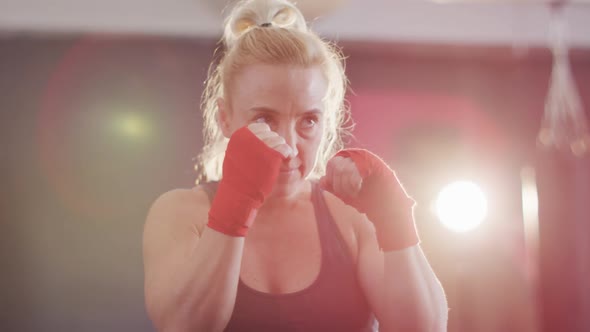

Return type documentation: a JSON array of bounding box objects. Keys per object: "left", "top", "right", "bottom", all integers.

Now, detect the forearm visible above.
[
  {"left": 321, "top": 149, "right": 448, "bottom": 330},
  {"left": 381, "top": 246, "right": 448, "bottom": 332},
  {"left": 156, "top": 228, "right": 244, "bottom": 332}
]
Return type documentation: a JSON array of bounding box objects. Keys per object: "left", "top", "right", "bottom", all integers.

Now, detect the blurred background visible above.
[{"left": 1, "top": 0, "right": 589, "bottom": 331}]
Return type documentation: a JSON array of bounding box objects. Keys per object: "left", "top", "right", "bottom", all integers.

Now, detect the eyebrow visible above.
[{"left": 248, "top": 107, "right": 322, "bottom": 115}]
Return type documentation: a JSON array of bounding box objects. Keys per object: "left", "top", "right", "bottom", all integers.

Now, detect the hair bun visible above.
[{"left": 224, "top": 0, "right": 307, "bottom": 48}]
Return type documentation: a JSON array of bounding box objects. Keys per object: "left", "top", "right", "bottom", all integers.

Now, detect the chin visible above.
[
  {"left": 272, "top": 170, "right": 305, "bottom": 197},
  {"left": 271, "top": 185, "right": 295, "bottom": 198}
]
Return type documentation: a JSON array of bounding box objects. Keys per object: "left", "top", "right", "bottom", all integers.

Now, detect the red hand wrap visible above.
[
  {"left": 332, "top": 149, "right": 419, "bottom": 251},
  {"left": 207, "top": 127, "right": 283, "bottom": 237}
]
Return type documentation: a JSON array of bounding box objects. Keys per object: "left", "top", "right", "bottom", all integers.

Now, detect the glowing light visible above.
[
  {"left": 113, "top": 112, "right": 150, "bottom": 139},
  {"left": 521, "top": 168, "right": 539, "bottom": 230},
  {"left": 436, "top": 181, "right": 488, "bottom": 233}
]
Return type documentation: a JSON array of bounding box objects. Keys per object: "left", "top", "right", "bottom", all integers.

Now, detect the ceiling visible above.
[{"left": 1, "top": 0, "right": 589, "bottom": 47}]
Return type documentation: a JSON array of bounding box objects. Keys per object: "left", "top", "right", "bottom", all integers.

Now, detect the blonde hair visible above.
[{"left": 195, "top": 0, "right": 350, "bottom": 183}]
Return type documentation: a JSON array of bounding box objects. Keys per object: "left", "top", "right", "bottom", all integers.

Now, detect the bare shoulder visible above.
[
  {"left": 321, "top": 189, "right": 377, "bottom": 263},
  {"left": 143, "top": 186, "right": 211, "bottom": 252}
]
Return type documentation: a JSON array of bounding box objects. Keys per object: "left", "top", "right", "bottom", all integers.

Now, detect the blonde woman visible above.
[{"left": 143, "top": 0, "right": 448, "bottom": 331}]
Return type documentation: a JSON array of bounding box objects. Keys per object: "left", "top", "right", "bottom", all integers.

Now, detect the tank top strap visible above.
[
  {"left": 311, "top": 181, "right": 356, "bottom": 267},
  {"left": 198, "top": 181, "right": 219, "bottom": 203}
]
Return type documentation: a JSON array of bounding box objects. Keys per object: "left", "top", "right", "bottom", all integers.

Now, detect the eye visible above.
[
  {"left": 253, "top": 114, "right": 273, "bottom": 124},
  {"left": 300, "top": 115, "right": 318, "bottom": 129}
]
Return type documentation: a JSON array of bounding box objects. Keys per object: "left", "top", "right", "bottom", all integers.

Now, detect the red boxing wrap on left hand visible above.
[
  {"left": 329, "top": 149, "right": 419, "bottom": 251},
  {"left": 206, "top": 127, "right": 283, "bottom": 237}
]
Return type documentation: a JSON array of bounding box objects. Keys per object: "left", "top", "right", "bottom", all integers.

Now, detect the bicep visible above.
[{"left": 142, "top": 188, "right": 209, "bottom": 323}]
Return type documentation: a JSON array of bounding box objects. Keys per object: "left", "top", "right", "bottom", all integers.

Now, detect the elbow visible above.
[
  {"left": 420, "top": 296, "right": 449, "bottom": 332},
  {"left": 381, "top": 313, "right": 446, "bottom": 332},
  {"left": 432, "top": 302, "right": 449, "bottom": 332},
  {"left": 419, "top": 305, "right": 448, "bottom": 332},
  {"left": 381, "top": 298, "right": 448, "bottom": 332},
  {"left": 413, "top": 287, "right": 448, "bottom": 332},
  {"left": 430, "top": 281, "right": 449, "bottom": 331},
  {"left": 147, "top": 299, "right": 232, "bottom": 332},
  {"left": 144, "top": 281, "right": 236, "bottom": 332},
  {"left": 160, "top": 316, "right": 229, "bottom": 332},
  {"left": 402, "top": 310, "right": 446, "bottom": 332},
  {"left": 416, "top": 273, "right": 449, "bottom": 331}
]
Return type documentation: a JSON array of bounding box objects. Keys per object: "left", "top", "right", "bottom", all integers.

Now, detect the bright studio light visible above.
[{"left": 436, "top": 181, "right": 488, "bottom": 233}]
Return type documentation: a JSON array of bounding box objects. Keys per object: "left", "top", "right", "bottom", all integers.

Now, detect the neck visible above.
[{"left": 258, "top": 180, "right": 312, "bottom": 213}]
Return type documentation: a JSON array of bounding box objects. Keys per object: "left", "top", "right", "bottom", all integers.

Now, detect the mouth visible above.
[{"left": 279, "top": 164, "right": 301, "bottom": 173}]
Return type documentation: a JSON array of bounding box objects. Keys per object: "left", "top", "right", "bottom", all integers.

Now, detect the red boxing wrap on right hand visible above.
[
  {"left": 331, "top": 149, "right": 419, "bottom": 251},
  {"left": 207, "top": 127, "right": 283, "bottom": 237}
]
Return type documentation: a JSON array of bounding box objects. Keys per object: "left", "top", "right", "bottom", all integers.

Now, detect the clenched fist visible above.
[{"left": 320, "top": 149, "right": 419, "bottom": 251}]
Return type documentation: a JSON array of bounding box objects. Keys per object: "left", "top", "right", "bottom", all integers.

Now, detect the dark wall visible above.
[
  {"left": 1, "top": 34, "right": 589, "bottom": 331},
  {"left": 1, "top": 35, "right": 214, "bottom": 332}
]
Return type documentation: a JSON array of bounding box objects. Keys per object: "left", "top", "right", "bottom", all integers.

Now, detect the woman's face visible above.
[{"left": 219, "top": 63, "right": 327, "bottom": 197}]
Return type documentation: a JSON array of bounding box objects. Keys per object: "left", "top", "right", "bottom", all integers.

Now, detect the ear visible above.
[{"left": 216, "top": 97, "right": 232, "bottom": 138}]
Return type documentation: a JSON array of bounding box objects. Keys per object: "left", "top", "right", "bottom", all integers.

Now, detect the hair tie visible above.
[{"left": 260, "top": 22, "right": 272, "bottom": 28}]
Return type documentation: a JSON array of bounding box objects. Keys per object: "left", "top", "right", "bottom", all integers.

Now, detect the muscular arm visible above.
[
  {"left": 323, "top": 191, "right": 447, "bottom": 331},
  {"left": 142, "top": 188, "right": 244, "bottom": 332},
  {"left": 321, "top": 149, "right": 448, "bottom": 331},
  {"left": 143, "top": 124, "right": 286, "bottom": 331},
  {"left": 355, "top": 217, "right": 448, "bottom": 332}
]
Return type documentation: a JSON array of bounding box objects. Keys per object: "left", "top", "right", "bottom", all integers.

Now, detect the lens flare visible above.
[{"left": 436, "top": 181, "right": 488, "bottom": 233}]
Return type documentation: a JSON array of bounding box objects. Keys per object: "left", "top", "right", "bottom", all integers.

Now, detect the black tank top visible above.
[{"left": 201, "top": 181, "right": 376, "bottom": 332}]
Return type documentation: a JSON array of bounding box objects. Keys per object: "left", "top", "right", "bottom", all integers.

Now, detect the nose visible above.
[{"left": 277, "top": 124, "right": 299, "bottom": 158}]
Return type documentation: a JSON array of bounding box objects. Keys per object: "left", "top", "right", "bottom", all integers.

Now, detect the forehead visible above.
[{"left": 229, "top": 64, "right": 327, "bottom": 111}]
